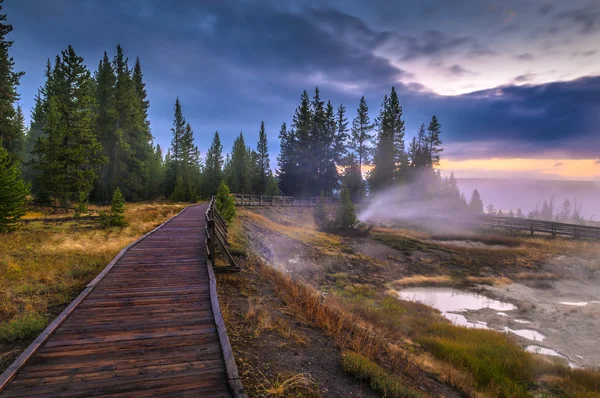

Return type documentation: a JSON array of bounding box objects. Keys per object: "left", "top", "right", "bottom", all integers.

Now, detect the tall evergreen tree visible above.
[
  {"left": 0, "top": 1, "right": 25, "bottom": 160},
  {"left": 370, "top": 87, "right": 405, "bottom": 191},
  {"left": 113, "top": 45, "right": 151, "bottom": 200},
  {"left": 291, "top": 90, "right": 312, "bottom": 195},
  {"left": 92, "top": 51, "right": 117, "bottom": 202},
  {"left": 165, "top": 97, "right": 186, "bottom": 194},
  {"left": 276, "top": 122, "right": 297, "bottom": 195},
  {"left": 0, "top": 146, "right": 29, "bottom": 232},
  {"left": 426, "top": 115, "right": 443, "bottom": 167},
  {"left": 256, "top": 121, "right": 270, "bottom": 193},
  {"left": 469, "top": 189, "right": 484, "bottom": 214},
  {"left": 350, "top": 96, "right": 373, "bottom": 174},
  {"left": 226, "top": 132, "right": 252, "bottom": 193},
  {"left": 203, "top": 131, "right": 223, "bottom": 197},
  {"left": 33, "top": 46, "right": 104, "bottom": 203}
]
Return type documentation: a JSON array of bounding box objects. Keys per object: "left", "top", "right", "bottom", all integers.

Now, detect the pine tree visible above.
[
  {"left": 276, "top": 122, "right": 297, "bottom": 195},
  {"left": 516, "top": 208, "right": 524, "bottom": 218},
  {"left": 264, "top": 175, "right": 280, "bottom": 196},
  {"left": 165, "top": 98, "right": 186, "bottom": 195},
  {"left": 147, "top": 144, "right": 164, "bottom": 199},
  {"left": 101, "top": 187, "right": 127, "bottom": 227},
  {"left": 291, "top": 90, "right": 312, "bottom": 195},
  {"left": 350, "top": 96, "right": 373, "bottom": 175},
  {"left": 215, "top": 181, "right": 236, "bottom": 223},
  {"left": 180, "top": 122, "right": 201, "bottom": 201},
  {"left": 335, "top": 187, "right": 358, "bottom": 230},
  {"left": 171, "top": 175, "right": 187, "bottom": 202},
  {"left": 24, "top": 62, "right": 53, "bottom": 187},
  {"left": 112, "top": 45, "right": 152, "bottom": 200},
  {"left": 226, "top": 132, "right": 251, "bottom": 193},
  {"left": 0, "top": 146, "right": 29, "bottom": 232},
  {"left": 469, "top": 189, "right": 484, "bottom": 214},
  {"left": 256, "top": 121, "right": 270, "bottom": 194},
  {"left": 342, "top": 153, "right": 364, "bottom": 201},
  {"left": 92, "top": 51, "right": 117, "bottom": 202},
  {"left": 33, "top": 47, "right": 105, "bottom": 204},
  {"left": 0, "top": 1, "right": 25, "bottom": 160},
  {"left": 203, "top": 131, "right": 223, "bottom": 197},
  {"left": 370, "top": 94, "right": 393, "bottom": 192},
  {"left": 313, "top": 191, "right": 328, "bottom": 230},
  {"left": 426, "top": 115, "right": 443, "bottom": 167}
]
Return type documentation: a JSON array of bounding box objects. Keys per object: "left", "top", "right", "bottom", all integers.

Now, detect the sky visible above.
[{"left": 5, "top": 0, "right": 600, "bottom": 181}]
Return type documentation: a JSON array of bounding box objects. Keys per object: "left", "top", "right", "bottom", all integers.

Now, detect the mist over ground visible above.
[{"left": 457, "top": 179, "right": 600, "bottom": 220}]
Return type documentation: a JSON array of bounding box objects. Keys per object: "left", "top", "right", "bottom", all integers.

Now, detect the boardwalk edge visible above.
[
  {"left": 207, "top": 257, "right": 248, "bottom": 398},
  {"left": 0, "top": 206, "right": 189, "bottom": 392}
]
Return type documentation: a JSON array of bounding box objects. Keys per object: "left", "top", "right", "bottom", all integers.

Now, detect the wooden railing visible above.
[
  {"left": 205, "top": 197, "right": 240, "bottom": 273},
  {"left": 476, "top": 215, "right": 600, "bottom": 239},
  {"left": 233, "top": 194, "right": 337, "bottom": 207}
]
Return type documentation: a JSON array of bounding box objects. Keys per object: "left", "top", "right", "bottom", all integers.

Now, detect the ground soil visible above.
[{"left": 217, "top": 260, "right": 380, "bottom": 397}]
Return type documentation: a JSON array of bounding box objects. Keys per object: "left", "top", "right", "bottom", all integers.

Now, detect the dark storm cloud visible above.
[
  {"left": 556, "top": 3, "right": 600, "bottom": 34},
  {"left": 6, "top": 0, "right": 600, "bottom": 162},
  {"left": 384, "top": 30, "right": 495, "bottom": 64},
  {"left": 416, "top": 76, "right": 600, "bottom": 159}
]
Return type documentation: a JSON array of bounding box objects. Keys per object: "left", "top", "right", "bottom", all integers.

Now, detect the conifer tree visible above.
[
  {"left": 426, "top": 115, "right": 443, "bottom": 167},
  {"left": 342, "top": 153, "right": 364, "bottom": 201},
  {"left": 171, "top": 175, "right": 187, "bottom": 202},
  {"left": 256, "top": 121, "right": 270, "bottom": 193},
  {"left": 0, "top": 145, "right": 29, "bottom": 232},
  {"left": 33, "top": 47, "right": 104, "bottom": 204},
  {"left": 147, "top": 144, "right": 164, "bottom": 199},
  {"left": 313, "top": 191, "right": 328, "bottom": 230},
  {"left": 516, "top": 208, "right": 524, "bottom": 218},
  {"left": 469, "top": 189, "right": 484, "bottom": 214},
  {"left": 264, "top": 175, "right": 280, "bottom": 196},
  {"left": 276, "top": 122, "right": 297, "bottom": 195},
  {"left": 291, "top": 90, "right": 312, "bottom": 195},
  {"left": 335, "top": 187, "right": 358, "bottom": 230},
  {"left": 101, "top": 187, "right": 127, "bottom": 227},
  {"left": 165, "top": 98, "right": 186, "bottom": 194},
  {"left": 350, "top": 96, "right": 373, "bottom": 174},
  {"left": 203, "top": 131, "right": 223, "bottom": 197},
  {"left": 92, "top": 51, "right": 117, "bottom": 202},
  {"left": 0, "top": 1, "right": 25, "bottom": 160},
  {"left": 215, "top": 181, "right": 236, "bottom": 223},
  {"left": 226, "top": 132, "right": 251, "bottom": 193}
]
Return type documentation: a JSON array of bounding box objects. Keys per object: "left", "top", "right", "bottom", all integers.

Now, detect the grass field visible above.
[
  {"left": 0, "top": 202, "right": 186, "bottom": 372},
  {"left": 238, "top": 206, "right": 600, "bottom": 397}
]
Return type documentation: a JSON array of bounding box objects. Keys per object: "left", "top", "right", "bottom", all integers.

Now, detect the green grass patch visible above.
[
  {"left": 370, "top": 232, "right": 433, "bottom": 255},
  {"left": 341, "top": 350, "right": 422, "bottom": 398},
  {"left": 417, "top": 322, "right": 533, "bottom": 396},
  {"left": 0, "top": 313, "right": 47, "bottom": 343}
]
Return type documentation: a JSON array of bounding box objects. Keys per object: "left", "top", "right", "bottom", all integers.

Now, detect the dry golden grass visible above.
[
  {"left": 257, "top": 372, "right": 317, "bottom": 397},
  {"left": 0, "top": 203, "right": 186, "bottom": 339},
  {"left": 393, "top": 275, "right": 453, "bottom": 287}
]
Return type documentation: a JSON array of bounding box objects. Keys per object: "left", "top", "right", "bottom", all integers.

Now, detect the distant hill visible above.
[{"left": 456, "top": 178, "right": 600, "bottom": 220}]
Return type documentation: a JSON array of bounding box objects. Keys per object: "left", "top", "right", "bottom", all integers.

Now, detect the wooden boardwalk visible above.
[{"left": 0, "top": 204, "right": 244, "bottom": 397}]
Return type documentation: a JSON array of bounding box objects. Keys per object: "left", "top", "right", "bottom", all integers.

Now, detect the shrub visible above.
[
  {"left": 0, "top": 313, "right": 47, "bottom": 343},
  {"left": 215, "top": 181, "right": 236, "bottom": 223}
]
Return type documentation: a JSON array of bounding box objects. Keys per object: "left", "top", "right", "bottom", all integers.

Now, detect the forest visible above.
[{"left": 0, "top": 2, "right": 481, "bottom": 233}]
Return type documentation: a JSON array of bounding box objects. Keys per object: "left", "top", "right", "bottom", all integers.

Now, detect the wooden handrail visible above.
[{"left": 205, "top": 197, "right": 240, "bottom": 271}]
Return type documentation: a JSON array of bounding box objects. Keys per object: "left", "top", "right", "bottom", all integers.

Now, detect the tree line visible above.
[{"left": 0, "top": 1, "right": 488, "bottom": 231}]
